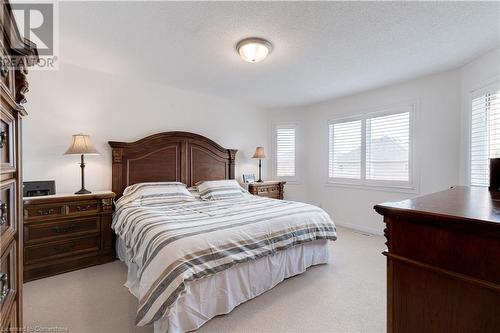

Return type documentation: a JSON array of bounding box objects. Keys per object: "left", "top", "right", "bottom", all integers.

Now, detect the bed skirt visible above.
[{"left": 116, "top": 237, "right": 330, "bottom": 333}]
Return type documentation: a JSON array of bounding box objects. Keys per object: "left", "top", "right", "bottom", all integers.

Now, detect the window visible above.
[
  {"left": 275, "top": 125, "right": 296, "bottom": 179},
  {"left": 328, "top": 105, "right": 413, "bottom": 189},
  {"left": 328, "top": 120, "right": 362, "bottom": 179},
  {"left": 470, "top": 83, "right": 500, "bottom": 186},
  {"left": 366, "top": 112, "right": 410, "bottom": 182}
]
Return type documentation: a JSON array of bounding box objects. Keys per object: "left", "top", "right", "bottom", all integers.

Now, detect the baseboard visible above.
[{"left": 335, "top": 219, "right": 384, "bottom": 236}]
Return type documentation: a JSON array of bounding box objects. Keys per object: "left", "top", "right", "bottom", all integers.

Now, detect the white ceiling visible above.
[{"left": 59, "top": 1, "right": 500, "bottom": 108}]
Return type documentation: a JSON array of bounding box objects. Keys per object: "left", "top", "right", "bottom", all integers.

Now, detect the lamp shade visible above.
[
  {"left": 252, "top": 146, "right": 266, "bottom": 159},
  {"left": 64, "top": 134, "right": 99, "bottom": 155}
]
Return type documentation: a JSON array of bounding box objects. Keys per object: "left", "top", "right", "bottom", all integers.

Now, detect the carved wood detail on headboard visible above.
[{"left": 108, "top": 132, "right": 237, "bottom": 198}]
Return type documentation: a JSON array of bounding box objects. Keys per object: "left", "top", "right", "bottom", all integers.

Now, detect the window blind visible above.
[
  {"left": 471, "top": 86, "right": 500, "bottom": 186},
  {"left": 329, "top": 120, "right": 362, "bottom": 179},
  {"left": 366, "top": 112, "right": 410, "bottom": 181},
  {"left": 276, "top": 126, "right": 296, "bottom": 177}
]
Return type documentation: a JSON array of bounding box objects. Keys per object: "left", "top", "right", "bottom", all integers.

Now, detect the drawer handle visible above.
[
  {"left": 76, "top": 205, "right": 92, "bottom": 212},
  {"left": 0, "top": 58, "right": 8, "bottom": 78},
  {"left": 53, "top": 223, "right": 77, "bottom": 234},
  {"left": 0, "top": 131, "right": 6, "bottom": 149},
  {"left": 0, "top": 201, "right": 7, "bottom": 226},
  {"left": 38, "top": 208, "right": 55, "bottom": 216},
  {"left": 0, "top": 272, "right": 8, "bottom": 304},
  {"left": 53, "top": 243, "right": 75, "bottom": 252}
]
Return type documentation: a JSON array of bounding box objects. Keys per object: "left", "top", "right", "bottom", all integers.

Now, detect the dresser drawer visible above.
[
  {"left": 25, "top": 235, "right": 101, "bottom": 264},
  {"left": 0, "top": 180, "right": 16, "bottom": 251},
  {"left": 24, "top": 217, "right": 99, "bottom": 243},
  {"left": 24, "top": 204, "right": 66, "bottom": 221},
  {"left": 67, "top": 201, "right": 99, "bottom": 215},
  {"left": 249, "top": 182, "right": 285, "bottom": 200},
  {"left": 0, "top": 240, "right": 17, "bottom": 314},
  {"left": 0, "top": 106, "right": 15, "bottom": 174},
  {"left": 256, "top": 185, "right": 279, "bottom": 194},
  {"left": 258, "top": 192, "right": 280, "bottom": 199}
]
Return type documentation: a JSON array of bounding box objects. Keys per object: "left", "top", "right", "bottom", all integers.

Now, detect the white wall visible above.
[
  {"left": 270, "top": 69, "right": 462, "bottom": 234},
  {"left": 459, "top": 47, "right": 500, "bottom": 184},
  {"left": 23, "top": 63, "right": 269, "bottom": 193}
]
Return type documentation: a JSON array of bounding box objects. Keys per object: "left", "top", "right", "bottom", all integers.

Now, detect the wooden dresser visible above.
[
  {"left": 1, "top": 2, "right": 38, "bottom": 330},
  {"left": 248, "top": 181, "right": 286, "bottom": 200},
  {"left": 374, "top": 186, "right": 500, "bottom": 333},
  {"left": 22, "top": 191, "right": 116, "bottom": 281}
]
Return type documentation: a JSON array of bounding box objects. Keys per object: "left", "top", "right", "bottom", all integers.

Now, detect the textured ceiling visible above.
[{"left": 59, "top": 1, "right": 500, "bottom": 108}]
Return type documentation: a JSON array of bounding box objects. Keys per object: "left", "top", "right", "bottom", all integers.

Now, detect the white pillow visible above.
[
  {"left": 122, "top": 181, "right": 185, "bottom": 196},
  {"left": 197, "top": 179, "right": 246, "bottom": 200},
  {"left": 118, "top": 182, "right": 194, "bottom": 207}
]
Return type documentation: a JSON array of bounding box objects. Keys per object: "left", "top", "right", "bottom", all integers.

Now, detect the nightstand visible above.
[
  {"left": 22, "top": 191, "right": 115, "bottom": 281},
  {"left": 248, "top": 181, "right": 286, "bottom": 200}
]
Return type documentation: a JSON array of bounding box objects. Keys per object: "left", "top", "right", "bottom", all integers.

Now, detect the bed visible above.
[{"left": 109, "top": 132, "right": 337, "bottom": 332}]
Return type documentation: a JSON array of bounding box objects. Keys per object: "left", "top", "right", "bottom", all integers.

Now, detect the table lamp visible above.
[
  {"left": 64, "top": 134, "right": 99, "bottom": 194},
  {"left": 252, "top": 146, "right": 266, "bottom": 182}
]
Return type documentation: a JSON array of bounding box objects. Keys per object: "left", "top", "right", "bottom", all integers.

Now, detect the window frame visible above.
[
  {"left": 468, "top": 80, "right": 500, "bottom": 187},
  {"left": 328, "top": 115, "right": 364, "bottom": 185},
  {"left": 327, "top": 103, "right": 417, "bottom": 192},
  {"left": 273, "top": 122, "right": 298, "bottom": 183}
]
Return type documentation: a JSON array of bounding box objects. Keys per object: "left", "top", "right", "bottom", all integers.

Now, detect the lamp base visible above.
[
  {"left": 256, "top": 179, "right": 263, "bottom": 183},
  {"left": 75, "top": 188, "right": 91, "bottom": 195}
]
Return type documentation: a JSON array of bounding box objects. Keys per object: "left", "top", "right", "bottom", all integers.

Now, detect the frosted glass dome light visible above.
[{"left": 236, "top": 38, "right": 273, "bottom": 63}]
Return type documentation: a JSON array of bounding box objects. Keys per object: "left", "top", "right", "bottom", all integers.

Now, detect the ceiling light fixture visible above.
[{"left": 236, "top": 37, "right": 273, "bottom": 63}]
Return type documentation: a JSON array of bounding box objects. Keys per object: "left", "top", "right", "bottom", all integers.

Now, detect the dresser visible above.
[
  {"left": 248, "top": 181, "right": 286, "bottom": 200},
  {"left": 1, "top": 2, "right": 38, "bottom": 330},
  {"left": 22, "top": 191, "right": 116, "bottom": 281},
  {"left": 374, "top": 186, "right": 500, "bottom": 333}
]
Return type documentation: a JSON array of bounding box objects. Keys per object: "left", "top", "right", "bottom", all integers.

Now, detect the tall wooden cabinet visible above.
[{"left": 1, "top": 1, "right": 38, "bottom": 330}]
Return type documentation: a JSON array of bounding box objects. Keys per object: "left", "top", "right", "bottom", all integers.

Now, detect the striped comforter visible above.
[{"left": 112, "top": 194, "right": 337, "bottom": 326}]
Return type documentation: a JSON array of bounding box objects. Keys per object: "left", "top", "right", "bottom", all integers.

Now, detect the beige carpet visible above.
[{"left": 24, "top": 226, "right": 386, "bottom": 333}]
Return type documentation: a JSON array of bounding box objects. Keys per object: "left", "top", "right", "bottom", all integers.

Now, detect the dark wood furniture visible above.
[
  {"left": 22, "top": 191, "right": 115, "bottom": 282},
  {"left": 1, "top": 2, "right": 37, "bottom": 330},
  {"left": 109, "top": 132, "right": 237, "bottom": 198},
  {"left": 374, "top": 186, "right": 500, "bottom": 333},
  {"left": 248, "top": 181, "right": 285, "bottom": 200}
]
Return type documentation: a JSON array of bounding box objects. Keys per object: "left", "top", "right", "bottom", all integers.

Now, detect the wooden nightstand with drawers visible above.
[
  {"left": 22, "top": 191, "right": 115, "bottom": 281},
  {"left": 248, "top": 181, "right": 286, "bottom": 200}
]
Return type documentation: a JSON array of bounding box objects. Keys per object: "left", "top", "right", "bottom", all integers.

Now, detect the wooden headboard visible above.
[{"left": 108, "top": 132, "right": 237, "bottom": 198}]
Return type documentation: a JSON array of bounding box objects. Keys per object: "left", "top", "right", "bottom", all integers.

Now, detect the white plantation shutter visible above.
[
  {"left": 276, "top": 126, "right": 296, "bottom": 177},
  {"left": 329, "top": 120, "right": 362, "bottom": 179},
  {"left": 471, "top": 84, "right": 500, "bottom": 186},
  {"left": 328, "top": 105, "right": 414, "bottom": 189},
  {"left": 366, "top": 111, "right": 410, "bottom": 181}
]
